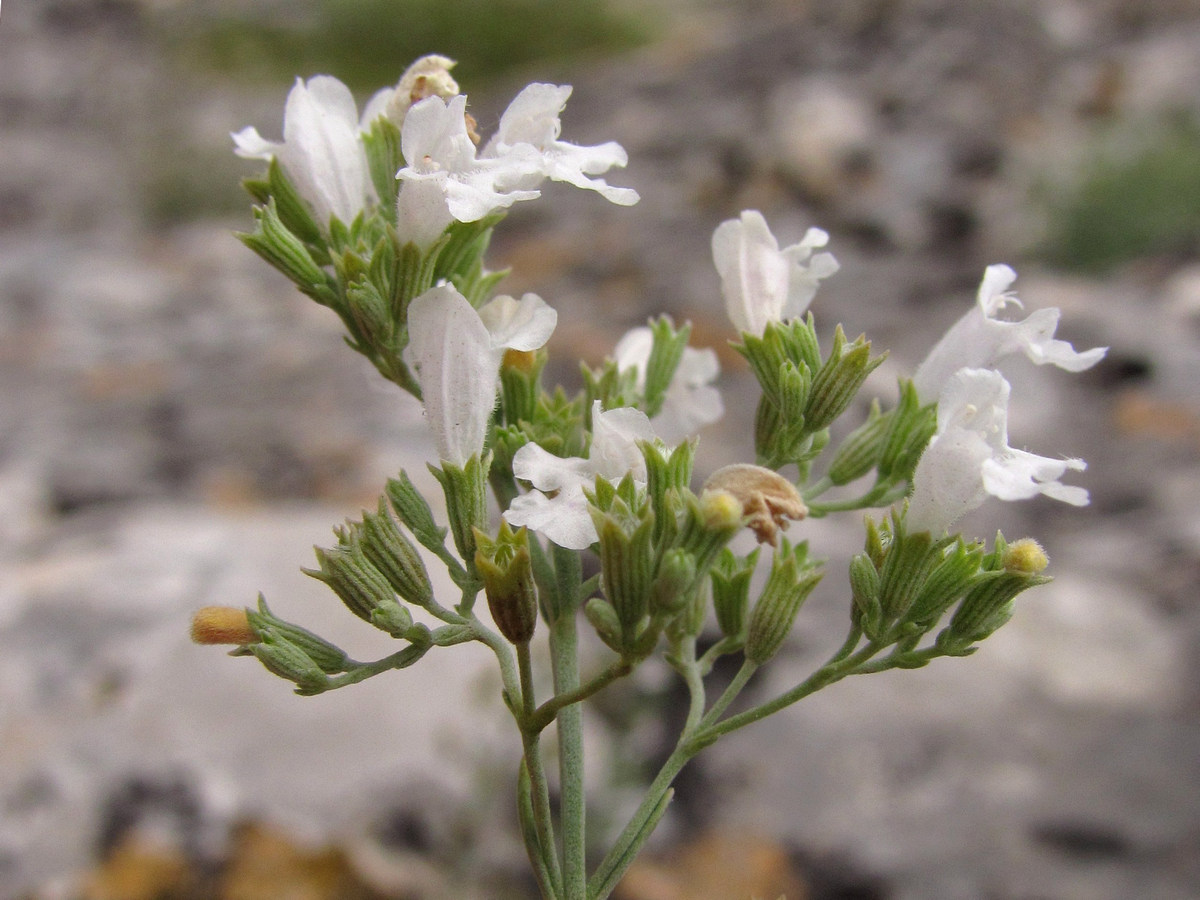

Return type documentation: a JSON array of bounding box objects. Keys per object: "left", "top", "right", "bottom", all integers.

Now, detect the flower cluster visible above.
[{"left": 206, "top": 57, "right": 1108, "bottom": 900}]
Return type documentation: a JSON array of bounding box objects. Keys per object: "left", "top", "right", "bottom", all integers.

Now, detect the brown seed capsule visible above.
[
  {"left": 190, "top": 607, "right": 257, "bottom": 645},
  {"left": 702, "top": 464, "right": 807, "bottom": 547}
]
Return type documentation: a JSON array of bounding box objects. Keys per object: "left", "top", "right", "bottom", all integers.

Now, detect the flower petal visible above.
[
  {"left": 478, "top": 293, "right": 558, "bottom": 351},
  {"left": 407, "top": 284, "right": 498, "bottom": 465}
]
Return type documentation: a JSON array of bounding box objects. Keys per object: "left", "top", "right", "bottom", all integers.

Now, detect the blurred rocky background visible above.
[{"left": 2, "top": 0, "right": 1199, "bottom": 897}]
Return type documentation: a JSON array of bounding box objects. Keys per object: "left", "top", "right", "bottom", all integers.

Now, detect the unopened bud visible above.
[
  {"left": 475, "top": 523, "right": 538, "bottom": 644},
  {"left": 1003, "top": 538, "right": 1048, "bottom": 575},
  {"left": 703, "top": 464, "right": 807, "bottom": 546},
  {"left": 191, "top": 607, "right": 257, "bottom": 645},
  {"left": 745, "top": 540, "right": 823, "bottom": 664}
]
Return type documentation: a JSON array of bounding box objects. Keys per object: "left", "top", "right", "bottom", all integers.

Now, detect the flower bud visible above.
[
  {"left": 848, "top": 553, "right": 883, "bottom": 638},
  {"left": 651, "top": 548, "right": 698, "bottom": 615},
  {"left": 703, "top": 464, "right": 807, "bottom": 546},
  {"left": 877, "top": 380, "right": 937, "bottom": 482},
  {"left": 386, "top": 469, "right": 448, "bottom": 550},
  {"left": 431, "top": 452, "right": 490, "bottom": 574},
  {"left": 591, "top": 502, "right": 656, "bottom": 638},
  {"left": 1002, "top": 538, "right": 1049, "bottom": 575},
  {"left": 804, "top": 326, "right": 886, "bottom": 432},
  {"left": 745, "top": 540, "right": 824, "bottom": 664},
  {"left": 358, "top": 499, "right": 434, "bottom": 606},
  {"left": 905, "top": 540, "right": 985, "bottom": 627},
  {"left": 304, "top": 541, "right": 398, "bottom": 626},
  {"left": 242, "top": 595, "right": 350, "bottom": 673},
  {"left": 250, "top": 631, "right": 330, "bottom": 694},
  {"left": 710, "top": 547, "right": 759, "bottom": 639},
  {"left": 237, "top": 199, "right": 328, "bottom": 290},
  {"left": 474, "top": 522, "right": 539, "bottom": 645},
  {"left": 827, "top": 400, "right": 889, "bottom": 486},
  {"left": 191, "top": 606, "right": 257, "bottom": 646},
  {"left": 877, "top": 527, "right": 941, "bottom": 622},
  {"left": 584, "top": 597, "right": 624, "bottom": 653}
]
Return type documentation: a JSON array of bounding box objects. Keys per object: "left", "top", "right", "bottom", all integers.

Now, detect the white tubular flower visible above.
[
  {"left": 408, "top": 284, "right": 557, "bottom": 465},
  {"left": 906, "top": 368, "right": 1089, "bottom": 535},
  {"left": 505, "top": 402, "right": 658, "bottom": 549},
  {"left": 613, "top": 326, "right": 724, "bottom": 443},
  {"left": 484, "top": 83, "right": 640, "bottom": 205},
  {"left": 232, "top": 75, "right": 375, "bottom": 227},
  {"left": 912, "top": 264, "right": 1108, "bottom": 401},
  {"left": 711, "top": 209, "right": 840, "bottom": 336},
  {"left": 395, "top": 94, "right": 543, "bottom": 247}
]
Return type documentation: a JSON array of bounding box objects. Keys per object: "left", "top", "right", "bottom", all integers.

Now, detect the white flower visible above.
[
  {"left": 912, "top": 264, "right": 1107, "bottom": 402},
  {"left": 232, "top": 75, "right": 376, "bottom": 228},
  {"left": 483, "top": 83, "right": 640, "bottom": 205},
  {"left": 711, "top": 210, "right": 839, "bottom": 336},
  {"left": 612, "top": 326, "right": 724, "bottom": 443},
  {"left": 407, "top": 284, "right": 556, "bottom": 465},
  {"left": 905, "top": 368, "right": 1089, "bottom": 535},
  {"left": 394, "top": 94, "right": 544, "bottom": 248},
  {"left": 504, "top": 402, "right": 658, "bottom": 549}
]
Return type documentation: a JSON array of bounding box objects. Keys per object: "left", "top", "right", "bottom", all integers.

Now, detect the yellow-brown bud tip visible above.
[
  {"left": 702, "top": 464, "right": 807, "bottom": 546},
  {"left": 501, "top": 348, "right": 539, "bottom": 374},
  {"left": 698, "top": 489, "right": 745, "bottom": 530},
  {"left": 190, "top": 607, "right": 257, "bottom": 645},
  {"left": 1003, "top": 538, "right": 1049, "bottom": 575}
]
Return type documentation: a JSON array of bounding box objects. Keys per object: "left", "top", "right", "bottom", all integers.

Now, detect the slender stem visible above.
[
  {"left": 518, "top": 642, "right": 563, "bottom": 898},
  {"left": 530, "top": 657, "right": 631, "bottom": 733},
  {"left": 587, "top": 743, "right": 691, "bottom": 899},
  {"left": 697, "top": 658, "right": 758, "bottom": 730},
  {"left": 801, "top": 475, "right": 834, "bottom": 502},
  {"left": 550, "top": 546, "right": 586, "bottom": 900},
  {"left": 694, "top": 642, "right": 884, "bottom": 743},
  {"left": 324, "top": 641, "right": 431, "bottom": 690}
]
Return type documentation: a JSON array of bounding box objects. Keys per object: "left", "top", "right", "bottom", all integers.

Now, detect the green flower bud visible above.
[
  {"left": 651, "top": 548, "right": 698, "bottom": 615},
  {"left": 264, "top": 158, "right": 324, "bottom": 247},
  {"left": 848, "top": 552, "right": 883, "bottom": 639},
  {"left": 878, "top": 380, "right": 937, "bottom": 482},
  {"left": 237, "top": 199, "right": 328, "bottom": 291},
  {"left": 430, "top": 452, "right": 490, "bottom": 574},
  {"left": 745, "top": 540, "right": 824, "bottom": 664},
  {"left": 942, "top": 556, "right": 1052, "bottom": 647},
  {"left": 905, "top": 540, "right": 985, "bottom": 627},
  {"left": 499, "top": 347, "right": 547, "bottom": 427},
  {"left": 250, "top": 630, "right": 331, "bottom": 693},
  {"left": 710, "top": 547, "right": 759, "bottom": 639},
  {"left": 304, "top": 541, "right": 397, "bottom": 626},
  {"left": 640, "top": 316, "right": 691, "bottom": 418},
  {"left": 358, "top": 499, "right": 434, "bottom": 606},
  {"left": 242, "top": 595, "right": 350, "bottom": 674},
  {"left": 877, "top": 526, "right": 942, "bottom": 622},
  {"left": 584, "top": 597, "right": 624, "bottom": 653},
  {"left": 591, "top": 502, "right": 656, "bottom": 639},
  {"left": 361, "top": 116, "right": 404, "bottom": 208},
  {"left": 827, "top": 400, "right": 890, "bottom": 486},
  {"left": 474, "top": 522, "right": 539, "bottom": 645},
  {"left": 345, "top": 279, "right": 392, "bottom": 349},
  {"left": 368, "top": 599, "right": 415, "bottom": 638},
  {"left": 386, "top": 469, "right": 448, "bottom": 552},
  {"left": 805, "top": 326, "right": 887, "bottom": 432}
]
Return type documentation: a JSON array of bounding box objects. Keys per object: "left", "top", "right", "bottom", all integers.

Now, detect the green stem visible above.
[
  {"left": 694, "top": 642, "right": 884, "bottom": 744},
  {"left": 518, "top": 642, "right": 563, "bottom": 898},
  {"left": 697, "top": 658, "right": 758, "bottom": 730},
  {"left": 550, "top": 546, "right": 586, "bottom": 900},
  {"left": 529, "top": 657, "right": 631, "bottom": 733},
  {"left": 587, "top": 743, "right": 690, "bottom": 900},
  {"left": 324, "top": 641, "right": 431, "bottom": 690}
]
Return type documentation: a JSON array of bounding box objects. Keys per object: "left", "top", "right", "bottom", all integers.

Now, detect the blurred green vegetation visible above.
[
  {"left": 1043, "top": 119, "right": 1200, "bottom": 272},
  {"left": 161, "top": 0, "right": 654, "bottom": 91}
]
